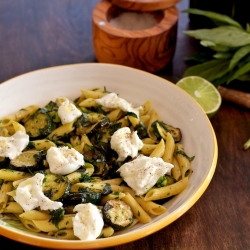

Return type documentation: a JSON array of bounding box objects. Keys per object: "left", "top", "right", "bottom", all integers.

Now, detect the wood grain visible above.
[
  {"left": 111, "top": 0, "right": 181, "bottom": 11},
  {"left": 92, "top": 0, "right": 178, "bottom": 73}
]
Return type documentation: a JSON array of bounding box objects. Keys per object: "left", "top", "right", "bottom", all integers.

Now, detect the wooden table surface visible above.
[{"left": 0, "top": 0, "right": 249, "bottom": 249}]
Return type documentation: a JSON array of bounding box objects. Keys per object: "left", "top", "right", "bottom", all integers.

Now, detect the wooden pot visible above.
[{"left": 92, "top": 0, "right": 179, "bottom": 73}]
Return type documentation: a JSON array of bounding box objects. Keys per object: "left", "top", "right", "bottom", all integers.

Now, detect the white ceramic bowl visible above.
[{"left": 0, "top": 63, "right": 218, "bottom": 249}]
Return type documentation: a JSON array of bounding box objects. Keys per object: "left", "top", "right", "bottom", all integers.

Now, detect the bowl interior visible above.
[{"left": 0, "top": 63, "right": 218, "bottom": 249}]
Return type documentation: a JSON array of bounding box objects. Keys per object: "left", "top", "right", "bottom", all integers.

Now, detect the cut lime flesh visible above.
[{"left": 176, "top": 76, "right": 222, "bottom": 118}]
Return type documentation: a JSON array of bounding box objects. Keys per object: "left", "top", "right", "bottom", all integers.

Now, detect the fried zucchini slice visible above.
[
  {"left": 24, "top": 109, "right": 54, "bottom": 138},
  {"left": 10, "top": 150, "right": 45, "bottom": 171},
  {"left": 102, "top": 199, "right": 133, "bottom": 230},
  {"left": 151, "top": 120, "right": 182, "bottom": 142}
]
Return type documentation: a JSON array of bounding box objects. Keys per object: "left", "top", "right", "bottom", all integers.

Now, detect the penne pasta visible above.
[
  {"left": 32, "top": 214, "right": 74, "bottom": 232},
  {"left": 0, "top": 169, "right": 31, "bottom": 181},
  {"left": 122, "top": 192, "right": 152, "bottom": 224},
  {"left": 98, "top": 227, "right": 115, "bottom": 238},
  {"left": 107, "top": 108, "right": 124, "bottom": 122},
  {"left": 121, "top": 186, "right": 167, "bottom": 215},
  {"left": 162, "top": 132, "right": 175, "bottom": 163},
  {"left": 0, "top": 105, "right": 39, "bottom": 128},
  {"left": 175, "top": 143, "right": 192, "bottom": 179},
  {"left": 80, "top": 88, "right": 106, "bottom": 99},
  {"left": 141, "top": 144, "right": 157, "bottom": 155},
  {"left": 29, "top": 139, "right": 56, "bottom": 151},
  {"left": 47, "top": 121, "right": 75, "bottom": 140},
  {"left": 100, "top": 191, "right": 126, "bottom": 206},
  {"left": 48, "top": 229, "right": 77, "bottom": 240},
  {"left": 147, "top": 109, "right": 158, "bottom": 140},
  {"left": 19, "top": 217, "right": 42, "bottom": 233},
  {"left": 19, "top": 210, "right": 51, "bottom": 220},
  {"left": 144, "top": 177, "right": 189, "bottom": 201},
  {"left": 139, "top": 100, "right": 152, "bottom": 116},
  {"left": 149, "top": 139, "right": 165, "bottom": 158},
  {"left": 0, "top": 181, "right": 13, "bottom": 212},
  {"left": 78, "top": 98, "right": 99, "bottom": 108},
  {"left": 171, "top": 156, "right": 182, "bottom": 181},
  {"left": 12, "top": 121, "right": 26, "bottom": 133},
  {"left": 1, "top": 202, "right": 24, "bottom": 214}
]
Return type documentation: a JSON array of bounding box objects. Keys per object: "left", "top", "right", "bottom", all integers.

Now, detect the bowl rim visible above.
[{"left": 0, "top": 63, "right": 218, "bottom": 249}]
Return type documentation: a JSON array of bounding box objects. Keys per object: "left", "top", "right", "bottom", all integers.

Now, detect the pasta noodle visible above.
[
  {"left": 48, "top": 229, "right": 77, "bottom": 240},
  {"left": 162, "top": 132, "right": 175, "bottom": 163},
  {"left": 144, "top": 177, "right": 189, "bottom": 201},
  {"left": 149, "top": 138, "right": 165, "bottom": 158},
  {"left": 0, "top": 105, "right": 39, "bottom": 128},
  {"left": 0, "top": 181, "right": 13, "bottom": 212},
  {"left": 32, "top": 215, "right": 74, "bottom": 232},
  {"left": 175, "top": 143, "right": 192, "bottom": 179},
  {"left": 121, "top": 192, "right": 152, "bottom": 224}
]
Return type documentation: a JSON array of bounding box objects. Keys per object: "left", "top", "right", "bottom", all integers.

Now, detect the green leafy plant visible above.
[{"left": 182, "top": 8, "right": 250, "bottom": 87}]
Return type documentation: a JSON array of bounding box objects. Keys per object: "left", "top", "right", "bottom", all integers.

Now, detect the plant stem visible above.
[{"left": 243, "top": 138, "right": 250, "bottom": 150}]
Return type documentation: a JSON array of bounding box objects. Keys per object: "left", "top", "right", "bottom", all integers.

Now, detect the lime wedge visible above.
[{"left": 176, "top": 76, "right": 222, "bottom": 118}]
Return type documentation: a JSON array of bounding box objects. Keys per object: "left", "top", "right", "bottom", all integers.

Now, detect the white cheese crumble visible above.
[
  {"left": 117, "top": 154, "right": 174, "bottom": 195},
  {"left": 110, "top": 127, "right": 143, "bottom": 161},
  {"left": 73, "top": 203, "right": 104, "bottom": 241},
  {"left": 13, "top": 173, "right": 62, "bottom": 212},
  {"left": 46, "top": 146, "right": 84, "bottom": 175},
  {"left": 95, "top": 92, "right": 142, "bottom": 118},
  {"left": 0, "top": 131, "right": 29, "bottom": 159},
  {"left": 57, "top": 97, "right": 82, "bottom": 124}
]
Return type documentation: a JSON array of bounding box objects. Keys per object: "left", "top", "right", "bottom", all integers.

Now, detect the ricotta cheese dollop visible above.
[
  {"left": 13, "top": 173, "right": 63, "bottom": 212},
  {"left": 117, "top": 154, "right": 174, "bottom": 196},
  {"left": 46, "top": 146, "right": 84, "bottom": 175},
  {"left": 73, "top": 203, "right": 104, "bottom": 241},
  {"left": 0, "top": 131, "right": 29, "bottom": 159},
  {"left": 110, "top": 127, "right": 143, "bottom": 162},
  {"left": 95, "top": 92, "right": 142, "bottom": 118},
  {"left": 57, "top": 97, "right": 82, "bottom": 124}
]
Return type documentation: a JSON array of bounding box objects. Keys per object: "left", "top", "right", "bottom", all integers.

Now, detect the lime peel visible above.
[{"left": 176, "top": 76, "right": 222, "bottom": 118}]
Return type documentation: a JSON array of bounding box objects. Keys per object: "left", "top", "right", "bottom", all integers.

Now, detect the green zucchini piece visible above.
[
  {"left": 42, "top": 174, "right": 70, "bottom": 201},
  {"left": 151, "top": 120, "right": 182, "bottom": 142},
  {"left": 102, "top": 199, "right": 134, "bottom": 230},
  {"left": 24, "top": 109, "right": 53, "bottom": 138},
  {"left": 62, "top": 191, "right": 102, "bottom": 206},
  {"left": 10, "top": 150, "right": 45, "bottom": 171}
]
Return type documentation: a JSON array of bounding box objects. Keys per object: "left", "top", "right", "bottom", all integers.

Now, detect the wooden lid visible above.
[{"left": 110, "top": 0, "right": 180, "bottom": 11}]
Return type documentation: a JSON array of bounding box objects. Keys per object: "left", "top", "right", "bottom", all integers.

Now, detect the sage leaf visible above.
[
  {"left": 184, "top": 26, "right": 250, "bottom": 47},
  {"left": 229, "top": 44, "right": 250, "bottom": 70},
  {"left": 247, "top": 24, "right": 250, "bottom": 33},
  {"left": 200, "top": 41, "right": 233, "bottom": 52},
  {"left": 227, "top": 61, "right": 250, "bottom": 83},
  {"left": 183, "top": 59, "right": 230, "bottom": 82},
  {"left": 237, "top": 72, "right": 250, "bottom": 81},
  {"left": 184, "top": 51, "right": 212, "bottom": 63},
  {"left": 213, "top": 52, "right": 233, "bottom": 59},
  {"left": 213, "top": 71, "right": 235, "bottom": 87},
  {"left": 183, "top": 8, "right": 243, "bottom": 29}
]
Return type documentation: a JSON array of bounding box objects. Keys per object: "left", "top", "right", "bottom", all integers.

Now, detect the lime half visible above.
[{"left": 176, "top": 76, "right": 222, "bottom": 118}]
